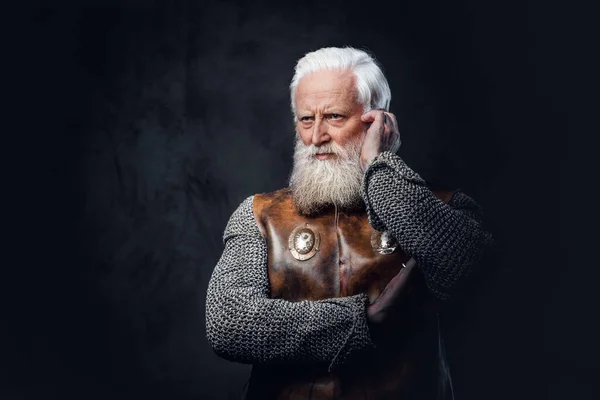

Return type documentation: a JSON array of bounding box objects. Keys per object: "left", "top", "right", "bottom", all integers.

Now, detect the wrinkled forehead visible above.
[{"left": 295, "top": 69, "right": 359, "bottom": 109}]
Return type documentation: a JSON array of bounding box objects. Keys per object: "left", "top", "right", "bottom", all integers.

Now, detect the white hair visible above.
[{"left": 289, "top": 46, "right": 392, "bottom": 119}]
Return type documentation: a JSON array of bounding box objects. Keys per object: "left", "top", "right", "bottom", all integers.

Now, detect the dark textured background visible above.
[{"left": 3, "top": 0, "right": 593, "bottom": 399}]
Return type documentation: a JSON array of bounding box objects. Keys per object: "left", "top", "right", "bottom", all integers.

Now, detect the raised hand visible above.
[{"left": 359, "top": 110, "right": 401, "bottom": 170}]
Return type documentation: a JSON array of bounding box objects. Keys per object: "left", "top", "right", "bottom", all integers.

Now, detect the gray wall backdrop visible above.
[{"left": 4, "top": 0, "right": 589, "bottom": 399}]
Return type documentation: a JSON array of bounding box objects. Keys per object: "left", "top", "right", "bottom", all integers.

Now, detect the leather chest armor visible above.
[{"left": 248, "top": 187, "right": 453, "bottom": 400}]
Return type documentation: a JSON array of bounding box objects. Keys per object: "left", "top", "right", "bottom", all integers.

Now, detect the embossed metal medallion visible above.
[
  {"left": 288, "top": 224, "right": 320, "bottom": 261},
  {"left": 370, "top": 230, "right": 398, "bottom": 255}
]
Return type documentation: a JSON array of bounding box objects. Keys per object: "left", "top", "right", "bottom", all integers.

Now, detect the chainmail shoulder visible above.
[
  {"left": 361, "top": 152, "right": 494, "bottom": 300},
  {"left": 205, "top": 195, "right": 373, "bottom": 370}
]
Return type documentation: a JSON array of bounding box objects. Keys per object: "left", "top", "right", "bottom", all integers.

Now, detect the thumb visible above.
[{"left": 361, "top": 110, "right": 378, "bottom": 122}]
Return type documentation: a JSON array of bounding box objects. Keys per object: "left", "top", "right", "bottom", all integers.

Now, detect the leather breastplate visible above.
[{"left": 249, "top": 187, "right": 453, "bottom": 400}]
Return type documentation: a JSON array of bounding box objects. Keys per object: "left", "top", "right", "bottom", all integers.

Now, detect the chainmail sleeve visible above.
[
  {"left": 361, "top": 152, "right": 494, "bottom": 300},
  {"left": 205, "top": 196, "right": 373, "bottom": 370}
]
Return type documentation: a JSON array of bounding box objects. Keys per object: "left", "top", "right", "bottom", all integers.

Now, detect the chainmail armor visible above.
[
  {"left": 206, "top": 152, "right": 492, "bottom": 367},
  {"left": 205, "top": 196, "right": 373, "bottom": 370},
  {"left": 362, "top": 151, "right": 494, "bottom": 300}
]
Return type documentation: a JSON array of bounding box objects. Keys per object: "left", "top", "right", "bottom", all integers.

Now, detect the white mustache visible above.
[{"left": 301, "top": 142, "right": 348, "bottom": 158}]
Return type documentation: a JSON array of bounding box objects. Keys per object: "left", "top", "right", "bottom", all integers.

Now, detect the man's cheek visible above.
[{"left": 355, "top": 130, "right": 368, "bottom": 148}]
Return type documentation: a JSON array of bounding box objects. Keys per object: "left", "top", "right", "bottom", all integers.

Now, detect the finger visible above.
[
  {"left": 381, "top": 114, "right": 396, "bottom": 142},
  {"left": 381, "top": 112, "right": 388, "bottom": 128},
  {"left": 382, "top": 112, "right": 394, "bottom": 135},
  {"left": 382, "top": 112, "right": 401, "bottom": 152},
  {"left": 361, "top": 109, "right": 386, "bottom": 123},
  {"left": 382, "top": 111, "right": 398, "bottom": 132},
  {"left": 386, "top": 112, "right": 399, "bottom": 132},
  {"left": 372, "top": 111, "right": 388, "bottom": 131},
  {"left": 360, "top": 111, "right": 377, "bottom": 122}
]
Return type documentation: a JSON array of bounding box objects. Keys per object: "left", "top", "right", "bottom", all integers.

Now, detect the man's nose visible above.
[{"left": 312, "top": 119, "right": 330, "bottom": 145}]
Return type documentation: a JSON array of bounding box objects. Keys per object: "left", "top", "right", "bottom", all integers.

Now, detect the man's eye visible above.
[
  {"left": 300, "top": 116, "right": 313, "bottom": 122},
  {"left": 330, "top": 114, "right": 342, "bottom": 120}
]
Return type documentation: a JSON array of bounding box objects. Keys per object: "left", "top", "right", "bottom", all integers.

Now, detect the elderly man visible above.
[{"left": 206, "top": 46, "right": 492, "bottom": 399}]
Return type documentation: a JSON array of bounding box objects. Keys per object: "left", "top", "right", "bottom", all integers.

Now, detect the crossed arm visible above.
[
  {"left": 205, "top": 153, "right": 493, "bottom": 367},
  {"left": 205, "top": 195, "right": 372, "bottom": 370},
  {"left": 362, "top": 151, "right": 494, "bottom": 300}
]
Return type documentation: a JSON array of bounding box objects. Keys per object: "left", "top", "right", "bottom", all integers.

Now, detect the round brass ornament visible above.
[
  {"left": 370, "top": 230, "right": 398, "bottom": 255},
  {"left": 288, "top": 224, "right": 320, "bottom": 261}
]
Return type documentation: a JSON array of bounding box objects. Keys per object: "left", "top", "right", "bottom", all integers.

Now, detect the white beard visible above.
[{"left": 289, "top": 136, "right": 365, "bottom": 216}]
